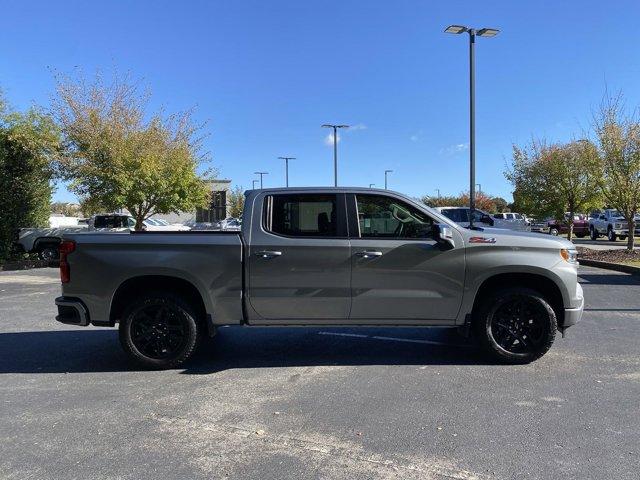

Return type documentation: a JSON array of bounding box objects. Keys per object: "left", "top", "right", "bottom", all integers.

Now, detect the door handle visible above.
[
  {"left": 355, "top": 250, "right": 383, "bottom": 259},
  {"left": 254, "top": 250, "right": 282, "bottom": 259}
]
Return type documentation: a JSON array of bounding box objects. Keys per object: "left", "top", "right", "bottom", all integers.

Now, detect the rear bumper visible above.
[
  {"left": 55, "top": 296, "right": 90, "bottom": 326},
  {"left": 563, "top": 283, "right": 584, "bottom": 328}
]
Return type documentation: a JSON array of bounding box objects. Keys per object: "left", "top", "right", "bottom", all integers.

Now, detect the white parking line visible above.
[{"left": 318, "top": 331, "right": 471, "bottom": 348}]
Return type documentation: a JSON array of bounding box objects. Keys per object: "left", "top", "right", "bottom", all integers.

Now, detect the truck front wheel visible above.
[
  {"left": 590, "top": 227, "right": 598, "bottom": 240},
  {"left": 119, "top": 293, "right": 200, "bottom": 369},
  {"left": 474, "top": 287, "right": 557, "bottom": 364},
  {"left": 607, "top": 228, "right": 617, "bottom": 242}
]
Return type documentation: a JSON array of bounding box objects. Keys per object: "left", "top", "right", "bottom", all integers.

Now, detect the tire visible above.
[
  {"left": 590, "top": 227, "right": 598, "bottom": 241},
  {"left": 473, "top": 287, "right": 557, "bottom": 364},
  {"left": 576, "top": 233, "right": 586, "bottom": 239},
  {"left": 607, "top": 228, "right": 617, "bottom": 242},
  {"left": 38, "top": 245, "right": 60, "bottom": 261},
  {"left": 549, "top": 227, "right": 559, "bottom": 236},
  {"left": 119, "top": 292, "right": 200, "bottom": 369},
  {"left": 619, "top": 235, "right": 627, "bottom": 241}
]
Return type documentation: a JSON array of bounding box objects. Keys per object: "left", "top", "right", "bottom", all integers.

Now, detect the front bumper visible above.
[
  {"left": 563, "top": 283, "right": 584, "bottom": 328},
  {"left": 55, "top": 296, "right": 90, "bottom": 326}
]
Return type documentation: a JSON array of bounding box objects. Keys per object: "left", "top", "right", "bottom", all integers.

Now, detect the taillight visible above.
[{"left": 59, "top": 240, "right": 76, "bottom": 283}]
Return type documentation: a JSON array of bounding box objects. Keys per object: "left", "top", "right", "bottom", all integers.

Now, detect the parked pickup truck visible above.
[
  {"left": 588, "top": 209, "right": 640, "bottom": 241},
  {"left": 547, "top": 214, "right": 589, "bottom": 238},
  {"left": 17, "top": 214, "right": 189, "bottom": 260},
  {"left": 55, "top": 187, "right": 584, "bottom": 369}
]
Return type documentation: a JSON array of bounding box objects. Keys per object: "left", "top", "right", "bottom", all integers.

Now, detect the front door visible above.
[
  {"left": 349, "top": 193, "right": 465, "bottom": 322},
  {"left": 247, "top": 192, "right": 351, "bottom": 323}
]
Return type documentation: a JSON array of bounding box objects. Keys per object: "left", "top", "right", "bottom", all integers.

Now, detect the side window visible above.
[
  {"left": 265, "top": 194, "right": 338, "bottom": 237},
  {"left": 355, "top": 194, "right": 434, "bottom": 239},
  {"left": 441, "top": 208, "right": 468, "bottom": 223},
  {"left": 514, "top": 213, "right": 523, "bottom": 220}
]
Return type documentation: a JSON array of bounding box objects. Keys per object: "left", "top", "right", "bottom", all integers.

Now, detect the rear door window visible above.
[{"left": 264, "top": 194, "right": 340, "bottom": 237}]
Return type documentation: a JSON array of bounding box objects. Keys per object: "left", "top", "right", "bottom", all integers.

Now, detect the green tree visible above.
[
  {"left": 422, "top": 191, "right": 499, "bottom": 212},
  {"left": 0, "top": 95, "right": 61, "bottom": 261},
  {"left": 53, "top": 73, "right": 213, "bottom": 230},
  {"left": 593, "top": 95, "right": 640, "bottom": 250},
  {"left": 227, "top": 186, "right": 245, "bottom": 218},
  {"left": 505, "top": 139, "right": 602, "bottom": 240}
]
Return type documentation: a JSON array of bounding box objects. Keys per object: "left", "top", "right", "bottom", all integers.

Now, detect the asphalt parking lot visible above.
[{"left": 1, "top": 267, "right": 639, "bottom": 479}]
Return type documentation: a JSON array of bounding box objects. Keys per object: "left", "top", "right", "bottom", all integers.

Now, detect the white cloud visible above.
[
  {"left": 439, "top": 142, "right": 469, "bottom": 155},
  {"left": 324, "top": 133, "right": 341, "bottom": 146},
  {"left": 349, "top": 123, "right": 367, "bottom": 131}
]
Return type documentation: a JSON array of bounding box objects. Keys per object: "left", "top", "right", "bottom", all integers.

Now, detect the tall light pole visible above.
[
  {"left": 435, "top": 188, "right": 441, "bottom": 198},
  {"left": 476, "top": 183, "right": 482, "bottom": 194},
  {"left": 444, "top": 24, "right": 499, "bottom": 227},
  {"left": 252, "top": 179, "right": 259, "bottom": 189},
  {"left": 254, "top": 171, "right": 268, "bottom": 189},
  {"left": 278, "top": 156, "right": 296, "bottom": 187},
  {"left": 322, "top": 124, "right": 349, "bottom": 186},
  {"left": 369, "top": 183, "right": 376, "bottom": 188},
  {"left": 384, "top": 170, "right": 393, "bottom": 189}
]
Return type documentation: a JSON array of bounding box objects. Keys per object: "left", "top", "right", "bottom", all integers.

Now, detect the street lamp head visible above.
[
  {"left": 322, "top": 124, "right": 350, "bottom": 129},
  {"left": 385, "top": 169, "right": 393, "bottom": 174},
  {"left": 278, "top": 156, "right": 296, "bottom": 160},
  {"left": 444, "top": 24, "right": 468, "bottom": 34},
  {"left": 477, "top": 27, "right": 500, "bottom": 37}
]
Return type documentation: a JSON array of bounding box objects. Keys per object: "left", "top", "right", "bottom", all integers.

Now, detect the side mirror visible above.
[
  {"left": 431, "top": 223, "right": 455, "bottom": 250},
  {"left": 480, "top": 214, "right": 494, "bottom": 226}
]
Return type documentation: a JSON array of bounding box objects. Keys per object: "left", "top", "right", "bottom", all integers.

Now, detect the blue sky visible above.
[{"left": 2, "top": 0, "right": 639, "bottom": 202}]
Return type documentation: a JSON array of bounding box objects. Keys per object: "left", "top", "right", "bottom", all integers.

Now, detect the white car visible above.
[{"left": 434, "top": 207, "right": 530, "bottom": 231}]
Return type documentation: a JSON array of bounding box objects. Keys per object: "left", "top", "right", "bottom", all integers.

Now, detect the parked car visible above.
[
  {"left": 493, "top": 212, "right": 531, "bottom": 231},
  {"left": 588, "top": 209, "right": 640, "bottom": 241},
  {"left": 435, "top": 207, "right": 530, "bottom": 231},
  {"left": 54, "top": 187, "right": 583, "bottom": 369},
  {"left": 547, "top": 214, "right": 589, "bottom": 237}
]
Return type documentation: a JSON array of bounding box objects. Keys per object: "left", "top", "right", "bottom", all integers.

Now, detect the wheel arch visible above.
[
  {"left": 471, "top": 272, "right": 565, "bottom": 327},
  {"left": 109, "top": 275, "right": 208, "bottom": 328},
  {"left": 33, "top": 236, "right": 61, "bottom": 252}
]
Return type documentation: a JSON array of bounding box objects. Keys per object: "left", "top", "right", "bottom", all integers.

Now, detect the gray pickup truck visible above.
[{"left": 55, "top": 187, "right": 584, "bottom": 369}]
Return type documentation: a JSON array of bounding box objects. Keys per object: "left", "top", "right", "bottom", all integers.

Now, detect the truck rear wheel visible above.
[
  {"left": 474, "top": 287, "right": 557, "bottom": 364},
  {"left": 119, "top": 293, "right": 200, "bottom": 369}
]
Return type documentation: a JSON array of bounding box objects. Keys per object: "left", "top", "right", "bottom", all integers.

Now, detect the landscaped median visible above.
[{"left": 577, "top": 247, "right": 640, "bottom": 275}]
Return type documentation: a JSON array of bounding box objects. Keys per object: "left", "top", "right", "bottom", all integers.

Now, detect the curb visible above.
[{"left": 579, "top": 258, "right": 640, "bottom": 275}]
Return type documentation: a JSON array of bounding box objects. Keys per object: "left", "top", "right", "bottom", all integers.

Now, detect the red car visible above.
[{"left": 547, "top": 214, "right": 589, "bottom": 237}]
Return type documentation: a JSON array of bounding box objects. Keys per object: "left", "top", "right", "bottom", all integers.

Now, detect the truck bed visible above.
[{"left": 63, "top": 231, "right": 245, "bottom": 325}]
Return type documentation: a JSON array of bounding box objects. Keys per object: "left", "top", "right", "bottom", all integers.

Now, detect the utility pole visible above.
[
  {"left": 254, "top": 171, "right": 268, "bottom": 189},
  {"left": 435, "top": 188, "right": 441, "bottom": 198},
  {"left": 321, "top": 124, "right": 349, "bottom": 186},
  {"left": 476, "top": 183, "right": 482, "bottom": 194},
  {"left": 445, "top": 24, "right": 499, "bottom": 227},
  {"left": 278, "top": 157, "right": 296, "bottom": 187},
  {"left": 384, "top": 170, "right": 393, "bottom": 189}
]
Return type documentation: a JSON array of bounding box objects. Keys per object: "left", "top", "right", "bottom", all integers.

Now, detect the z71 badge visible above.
[{"left": 469, "top": 236, "right": 497, "bottom": 244}]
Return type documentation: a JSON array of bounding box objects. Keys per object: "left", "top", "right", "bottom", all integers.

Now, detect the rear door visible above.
[
  {"left": 348, "top": 193, "right": 465, "bottom": 322},
  {"left": 246, "top": 192, "right": 351, "bottom": 323}
]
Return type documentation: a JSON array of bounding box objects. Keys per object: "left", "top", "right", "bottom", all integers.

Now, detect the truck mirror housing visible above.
[{"left": 432, "top": 223, "right": 455, "bottom": 250}]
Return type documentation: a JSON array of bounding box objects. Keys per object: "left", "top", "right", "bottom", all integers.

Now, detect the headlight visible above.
[{"left": 560, "top": 248, "right": 578, "bottom": 264}]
